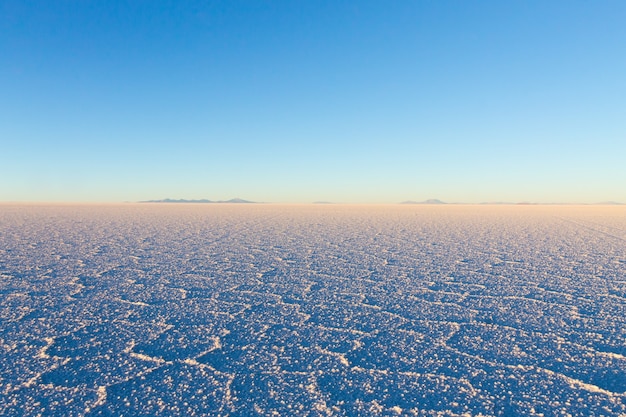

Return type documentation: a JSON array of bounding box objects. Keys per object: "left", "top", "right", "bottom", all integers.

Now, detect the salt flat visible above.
[{"left": 1, "top": 204, "right": 625, "bottom": 416}]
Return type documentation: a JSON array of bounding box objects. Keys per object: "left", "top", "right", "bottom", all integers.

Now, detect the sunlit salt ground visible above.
[{"left": 1, "top": 204, "right": 625, "bottom": 416}]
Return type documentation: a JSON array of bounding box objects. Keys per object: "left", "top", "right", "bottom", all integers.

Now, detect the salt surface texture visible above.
[{"left": 1, "top": 204, "right": 625, "bottom": 416}]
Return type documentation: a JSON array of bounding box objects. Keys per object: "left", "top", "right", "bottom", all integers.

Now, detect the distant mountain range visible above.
[
  {"left": 593, "top": 201, "right": 624, "bottom": 205},
  {"left": 141, "top": 198, "right": 256, "bottom": 204},
  {"left": 139, "top": 198, "right": 623, "bottom": 205},
  {"left": 400, "top": 199, "right": 447, "bottom": 205}
]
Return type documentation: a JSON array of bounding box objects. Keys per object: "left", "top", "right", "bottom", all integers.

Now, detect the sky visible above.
[{"left": 1, "top": 1, "right": 625, "bottom": 204}]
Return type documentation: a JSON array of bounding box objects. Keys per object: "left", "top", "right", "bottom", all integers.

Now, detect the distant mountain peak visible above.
[{"left": 223, "top": 198, "right": 254, "bottom": 204}]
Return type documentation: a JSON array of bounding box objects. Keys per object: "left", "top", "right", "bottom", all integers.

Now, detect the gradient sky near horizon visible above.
[{"left": 2, "top": 1, "right": 625, "bottom": 203}]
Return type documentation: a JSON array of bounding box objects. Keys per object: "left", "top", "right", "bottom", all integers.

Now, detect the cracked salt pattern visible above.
[{"left": 1, "top": 204, "right": 625, "bottom": 416}]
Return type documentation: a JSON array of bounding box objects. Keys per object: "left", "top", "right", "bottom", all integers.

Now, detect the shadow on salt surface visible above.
[
  {"left": 89, "top": 363, "right": 232, "bottom": 416},
  {"left": 446, "top": 322, "right": 626, "bottom": 393},
  {"left": 40, "top": 356, "right": 154, "bottom": 389},
  {"left": 133, "top": 325, "right": 221, "bottom": 362},
  {"left": 198, "top": 324, "right": 351, "bottom": 374},
  {"left": 222, "top": 372, "right": 332, "bottom": 417},
  {"left": 318, "top": 369, "right": 489, "bottom": 416},
  {"left": 1, "top": 385, "right": 100, "bottom": 417}
]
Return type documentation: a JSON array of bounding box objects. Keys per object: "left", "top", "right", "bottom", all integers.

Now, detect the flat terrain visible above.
[{"left": 1, "top": 204, "right": 625, "bottom": 416}]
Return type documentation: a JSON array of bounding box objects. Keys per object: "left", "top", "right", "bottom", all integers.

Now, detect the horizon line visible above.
[{"left": 0, "top": 200, "right": 624, "bottom": 206}]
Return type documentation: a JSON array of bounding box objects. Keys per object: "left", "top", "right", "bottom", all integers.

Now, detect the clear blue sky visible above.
[{"left": 2, "top": 1, "right": 625, "bottom": 203}]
